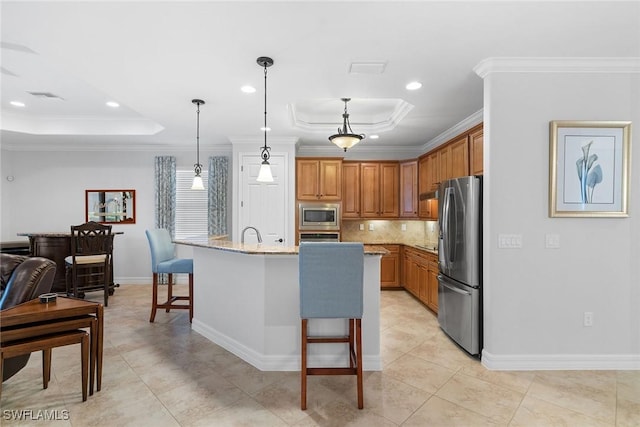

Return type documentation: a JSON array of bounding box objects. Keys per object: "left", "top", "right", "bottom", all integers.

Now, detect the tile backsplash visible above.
[{"left": 342, "top": 219, "right": 438, "bottom": 247}]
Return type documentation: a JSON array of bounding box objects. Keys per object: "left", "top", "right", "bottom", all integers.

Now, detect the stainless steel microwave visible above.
[{"left": 298, "top": 202, "right": 340, "bottom": 231}]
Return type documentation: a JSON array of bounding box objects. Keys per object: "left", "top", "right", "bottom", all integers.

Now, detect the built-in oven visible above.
[
  {"left": 298, "top": 232, "right": 340, "bottom": 242},
  {"left": 298, "top": 202, "right": 340, "bottom": 231}
]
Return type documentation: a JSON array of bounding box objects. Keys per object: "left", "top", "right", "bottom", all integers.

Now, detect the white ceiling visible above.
[{"left": 1, "top": 1, "right": 639, "bottom": 154}]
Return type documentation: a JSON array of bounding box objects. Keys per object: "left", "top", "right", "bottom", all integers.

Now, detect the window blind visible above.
[{"left": 175, "top": 169, "right": 208, "bottom": 239}]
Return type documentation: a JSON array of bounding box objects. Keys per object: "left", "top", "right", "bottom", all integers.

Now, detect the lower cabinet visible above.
[
  {"left": 402, "top": 246, "right": 438, "bottom": 313},
  {"left": 377, "top": 244, "right": 401, "bottom": 288}
]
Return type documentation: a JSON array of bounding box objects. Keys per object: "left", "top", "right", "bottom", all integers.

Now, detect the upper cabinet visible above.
[
  {"left": 296, "top": 158, "right": 342, "bottom": 200},
  {"left": 449, "top": 135, "right": 470, "bottom": 179},
  {"left": 360, "top": 162, "right": 399, "bottom": 218},
  {"left": 400, "top": 160, "right": 418, "bottom": 218},
  {"left": 469, "top": 126, "right": 484, "bottom": 175},
  {"left": 418, "top": 123, "right": 483, "bottom": 220},
  {"left": 342, "top": 162, "right": 361, "bottom": 218}
]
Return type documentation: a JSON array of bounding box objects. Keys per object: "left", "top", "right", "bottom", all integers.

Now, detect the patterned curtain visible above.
[
  {"left": 154, "top": 156, "right": 176, "bottom": 236},
  {"left": 208, "top": 156, "right": 228, "bottom": 236}
]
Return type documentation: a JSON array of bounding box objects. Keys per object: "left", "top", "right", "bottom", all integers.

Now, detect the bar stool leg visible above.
[
  {"left": 166, "top": 273, "right": 173, "bottom": 313},
  {"left": 301, "top": 318, "right": 308, "bottom": 410},
  {"left": 150, "top": 273, "right": 159, "bottom": 322},
  {"left": 356, "top": 319, "right": 363, "bottom": 409},
  {"left": 188, "top": 273, "right": 194, "bottom": 322}
]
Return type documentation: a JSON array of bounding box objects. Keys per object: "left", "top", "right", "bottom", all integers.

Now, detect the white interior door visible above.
[{"left": 239, "top": 153, "right": 288, "bottom": 245}]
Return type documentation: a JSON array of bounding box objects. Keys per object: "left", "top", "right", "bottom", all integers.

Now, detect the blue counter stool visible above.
[
  {"left": 299, "top": 242, "right": 365, "bottom": 410},
  {"left": 145, "top": 229, "right": 193, "bottom": 323}
]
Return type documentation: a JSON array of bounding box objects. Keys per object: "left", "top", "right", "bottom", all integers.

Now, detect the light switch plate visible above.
[
  {"left": 545, "top": 233, "right": 560, "bottom": 248},
  {"left": 401, "top": 224, "right": 407, "bottom": 231},
  {"left": 359, "top": 224, "right": 364, "bottom": 231},
  {"left": 368, "top": 223, "right": 374, "bottom": 231},
  {"left": 498, "top": 234, "right": 523, "bottom": 249}
]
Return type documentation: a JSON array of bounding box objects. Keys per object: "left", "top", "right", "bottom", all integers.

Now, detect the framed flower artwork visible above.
[{"left": 549, "top": 121, "right": 631, "bottom": 217}]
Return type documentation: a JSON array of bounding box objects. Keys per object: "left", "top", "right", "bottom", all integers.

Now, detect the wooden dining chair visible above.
[
  {"left": 299, "top": 242, "right": 365, "bottom": 410},
  {"left": 65, "top": 222, "right": 113, "bottom": 306}
]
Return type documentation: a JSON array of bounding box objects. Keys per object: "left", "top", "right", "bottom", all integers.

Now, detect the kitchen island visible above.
[{"left": 174, "top": 237, "right": 386, "bottom": 372}]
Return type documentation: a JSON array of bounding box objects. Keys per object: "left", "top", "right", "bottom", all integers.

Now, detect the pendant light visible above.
[
  {"left": 191, "top": 98, "right": 205, "bottom": 190},
  {"left": 328, "top": 98, "right": 365, "bottom": 152},
  {"left": 256, "top": 56, "right": 274, "bottom": 183}
]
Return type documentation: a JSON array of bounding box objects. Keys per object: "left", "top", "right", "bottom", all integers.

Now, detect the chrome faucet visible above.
[{"left": 241, "top": 226, "right": 263, "bottom": 244}]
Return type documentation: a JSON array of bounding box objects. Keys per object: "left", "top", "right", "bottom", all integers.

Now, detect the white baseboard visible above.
[
  {"left": 113, "top": 276, "right": 191, "bottom": 285},
  {"left": 192, "top": 318, "right": 382, "bottom": 372},
  {"left": 481, "top": 350, "right": 640, "bottom": 370}
]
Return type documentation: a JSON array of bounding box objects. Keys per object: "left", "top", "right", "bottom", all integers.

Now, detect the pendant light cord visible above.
[
  {"left": 261, "top": 62, "right": 271, "bottom": 162},
  {"left": 193, "top": 99, "right": 203, "bottom": 175}
]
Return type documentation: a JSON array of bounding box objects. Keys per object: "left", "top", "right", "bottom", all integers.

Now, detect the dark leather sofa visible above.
[{"left": 1, "top": 254, "right": 57, "bottom": 381}]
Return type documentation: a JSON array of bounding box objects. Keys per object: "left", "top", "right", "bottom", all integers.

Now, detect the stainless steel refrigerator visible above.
[{"left": 437, "top": 176, "right": 482, "bottom": 356}]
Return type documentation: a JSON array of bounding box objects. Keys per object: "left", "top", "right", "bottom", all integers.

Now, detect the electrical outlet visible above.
[
  {"left": 368, "top": 223, "right": 374, "bottom": 231},
  {"left": 359, "top": 224, "right": 364, "bottom": 231},
  {"left": 583, "top": 312, "right": 594, "bottom": 327},
  {"left": 401, "top": 223, "right": 407, "bottom": 231}
]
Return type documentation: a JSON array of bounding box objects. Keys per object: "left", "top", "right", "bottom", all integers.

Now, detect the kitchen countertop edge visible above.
[{"left": 175, "top": 237, "right": 388, "bottom": 256}]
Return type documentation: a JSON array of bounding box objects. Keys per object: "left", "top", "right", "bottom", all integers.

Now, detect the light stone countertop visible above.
[{"left": 174, "top": 236, "right": 388, "bottom": 256}]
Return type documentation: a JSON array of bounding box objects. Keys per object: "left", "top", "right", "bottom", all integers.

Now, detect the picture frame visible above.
[
  {"left": 86, "top": 189, "right": 136, "bottom": 224},
  {"left": 549, "top": 121, "right": 631, "bottom": 218}
]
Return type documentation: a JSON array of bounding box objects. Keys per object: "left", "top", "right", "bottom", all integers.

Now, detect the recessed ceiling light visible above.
[
  {"left": 260, "top": 127, "right": 271, "bottom": 132},
  {"left": 106, "top": 101, "right": 119, "bottom": 108},
  {"left": 241, "top": 85, "right": 256, "bottom": 93},
  {"left": 369, "top": 134, "right": 379, "bottom": 139},
  {"left": 405, "top": 81, "right": 422, "bottom": 90},
  {"left": 10, "top": 101, "right": 25, "bottom": 107}
]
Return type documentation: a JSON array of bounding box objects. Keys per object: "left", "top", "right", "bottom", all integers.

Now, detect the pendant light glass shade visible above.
[
  {"left": 256, "top": 56, "right": 274, "bottom": 183},
  {"left": 256, "top": 162, "right": 274, "bottom": 182},
  {"left": 329, "top": 98, "right": 364, "bottom": 152},
  {"left": 191, "top": 99, "right": 205, "bottom": 189},
  {"left": 191, "top": 175, "right": 204, "bottom": 190}
]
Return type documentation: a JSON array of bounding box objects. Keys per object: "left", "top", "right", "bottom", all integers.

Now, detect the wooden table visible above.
[{"left": 0, "top": 297, "right": 103, "bottom": 394}]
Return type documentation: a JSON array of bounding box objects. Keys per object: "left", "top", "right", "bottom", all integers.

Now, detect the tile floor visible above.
[{"left": 1, "top": 284, "right": 638, "bottom": 426}]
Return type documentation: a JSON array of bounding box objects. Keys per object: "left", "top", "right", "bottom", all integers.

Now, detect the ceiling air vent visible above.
[
  {"left": 28, "top": 91, "right": 64, "bottom": 100},
  {"left": 349, "top": 62, "right": 387, "bottom": 74}
]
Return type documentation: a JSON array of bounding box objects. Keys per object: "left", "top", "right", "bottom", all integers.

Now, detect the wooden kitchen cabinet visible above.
[
  {"left": 469, "top": 126, "right": 484, "bottom": 175},
  {"left": 296, "top": 158, "right": 342, "bottom": 200},
  {"left": 426, "top": 258, "right": 439, "bottom": 312},
  {"left": 418, "top": 154, "right": 438, "bottom": 220},
  {"left": 449, "top": 135, "right": 469, "bottom": 179},
  {"left": 438, "top": 135, "right": 468, "bottom": 183},
  {"left": 403, "top": 248, "right": 420, "bottom": 298},
  {"left": 400, "top": 160, "right": 418, "bottom": 218},
  {"left": 378, "top": 244, "right": 401, "bottom": 288},
  {"left": 342, "top": 162, "right": 360, "bottom": 218},
  {"left": 360, "top": 162, "right": 399, "bottom": 218},
  {"left": 402, "top": 246, "right": 439, "bottom": 313}
]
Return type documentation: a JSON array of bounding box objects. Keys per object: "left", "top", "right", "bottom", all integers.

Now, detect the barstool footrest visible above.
[{"left": 306, "top": 367, "right": 358, "bottom": 375}]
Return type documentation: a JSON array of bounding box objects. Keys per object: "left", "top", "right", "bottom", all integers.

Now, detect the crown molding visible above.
[
  {"left": 420, "top": 109, "right": 484, "bottom": 153},
  {"left": 0, "top": 140, "right": 233, "bottom": 153},
  {"left": 474, "top": 57, "right": 640, "bottom": 78}
]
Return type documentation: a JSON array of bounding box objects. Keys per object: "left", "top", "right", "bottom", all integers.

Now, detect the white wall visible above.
[
  {"left": 0, "top": 146, "right": 231, "bottom": 284},
  {"left": 479, "top": 59, "right": 640, "bottom": 369}
]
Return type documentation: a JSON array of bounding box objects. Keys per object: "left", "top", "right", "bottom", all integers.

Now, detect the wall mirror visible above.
[{"left": 86, "top": 189, "right": 136, "bottom": 224}]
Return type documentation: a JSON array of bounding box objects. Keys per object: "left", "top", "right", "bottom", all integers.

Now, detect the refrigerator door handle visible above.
[
  {"left": 438, "top": 275, "right": 471, "bottom": 296},
  {"left": 442, "top": 187, "right": 455, "bottom": 264}
]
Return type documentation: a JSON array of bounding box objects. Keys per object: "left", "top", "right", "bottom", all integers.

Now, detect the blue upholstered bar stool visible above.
[
  {"left": 299, "top": 242, "right": 365, "bottom": 410},
  {"left": 145, "top": 229, "right": 193, "bottom": 323}
]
